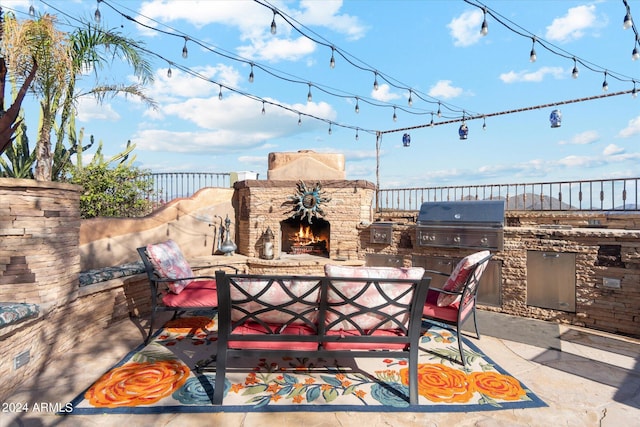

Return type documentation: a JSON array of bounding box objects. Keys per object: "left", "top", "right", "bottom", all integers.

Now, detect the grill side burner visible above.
[{"left": 416, "top": 200, "right": 505, "bottom": 251}]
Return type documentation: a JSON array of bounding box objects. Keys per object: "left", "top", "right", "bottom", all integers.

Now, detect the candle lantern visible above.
[
  {"left": 262, "top": 226, "right": 274, "bottom": 260},
  {"left": 458, "top": 123, "right": 469, "bottom": 140},
  {"left": 550, "top": 109, "right": 562, "bottom": 128}
]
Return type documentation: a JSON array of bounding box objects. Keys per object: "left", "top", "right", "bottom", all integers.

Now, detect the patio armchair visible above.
[
  {"left": 137, "top": 240, "right": 237, "bottom": 343},
  {"left": 422, "top": 250, "right": 493, "bottom": 366}
]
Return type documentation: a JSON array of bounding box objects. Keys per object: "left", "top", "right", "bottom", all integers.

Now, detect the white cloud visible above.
[
  {"left": 371, "top": 84, "right": 401, "bottom": 102},
  {"left": 618, "top": 116, "right": 640, "bottom": 137},
  {"left": 295, "top": 0, "right": 368, "bottom": 41},
  {"left": 428, "top": 80, "right": 463, "bottom": 99},
  {"left": 545, "top": 5, "right": 597, "bottom": 43},
  {"left": 237, "top": 37, "right": 317, "bottom": 62},
  {"left": 76, "top": 98, "right": 120, "bottom": 122},
  {"left": 603, "top": 144, "right": 624, "bottom": 156},
  {"left": 448, "top": 9, "right": 484, "bottom": 47},
  {"left": 499, "top": 67, "right": 566, "bottom": 83},
  {"left": 558, "top": 130, "right": 599, "bottom": 145}
]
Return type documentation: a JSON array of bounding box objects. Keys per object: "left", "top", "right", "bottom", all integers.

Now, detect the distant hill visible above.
[{"left": 462, "top": 193, "right": 575, "bottom": 210}]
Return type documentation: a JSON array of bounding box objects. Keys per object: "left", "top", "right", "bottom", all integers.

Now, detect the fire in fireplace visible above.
[{"left": 280, "top": 217, "right": 330, "bottom": 257}]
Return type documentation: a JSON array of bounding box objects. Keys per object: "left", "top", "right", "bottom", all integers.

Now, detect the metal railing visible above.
[
  {"left": 143, "top": 172, "right": 232, "bottom": 208},
  {"left": 376, "top": 177, "right": 640, "bottom": 212}
]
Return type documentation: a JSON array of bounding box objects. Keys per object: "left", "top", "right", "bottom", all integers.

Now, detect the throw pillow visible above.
[
  {"left": 436, "top": 250, "right": 490, "bottom": 307},
  {"left": 324, "top": 265, "right": 425, "bottom": 331},
  {"left": 146, "top": 240, "right": 194, "bottom": 294}
]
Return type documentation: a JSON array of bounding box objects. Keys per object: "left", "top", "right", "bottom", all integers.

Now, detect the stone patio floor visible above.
[{"left": 1, "top": 310, "right": 639, "bottom": 427}]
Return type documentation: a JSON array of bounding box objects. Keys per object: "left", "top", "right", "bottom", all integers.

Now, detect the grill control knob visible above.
[
  {"left": 480, "top": 237, "right": 489, "bottom": 246},
  {"left": 453, "top": 236, "right": 461, "bottom": 243}
]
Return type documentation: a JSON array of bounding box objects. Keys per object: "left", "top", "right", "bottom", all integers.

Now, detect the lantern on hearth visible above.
[
  {"left": 262, "top": 226, "right": 274, "bottom": 260},
  {"left": 550, "top": 109, "right": 562, "bottom": 128}
]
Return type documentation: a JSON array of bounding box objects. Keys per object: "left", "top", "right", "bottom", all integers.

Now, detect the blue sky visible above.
[{"left": 2, "top": 0, "right": 639, "bottom": 188}]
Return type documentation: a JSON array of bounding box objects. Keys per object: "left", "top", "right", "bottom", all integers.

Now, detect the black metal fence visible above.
[
  {"left": 143, "top": 172, "right": 232, "bottom": 208},
  {"left": 142, "top": 173, "right": 640, "bottom": 213},
  {"left": 376, "top": 177, "right": 640, "bottom": 212}
]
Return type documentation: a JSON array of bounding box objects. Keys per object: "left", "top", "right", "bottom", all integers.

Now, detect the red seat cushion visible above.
[
  {"left": 162, "top": 279, "right": 217, "bottom": 307},
  {"left": 229, "top": 322, "right": 318, "bottom": 350},
  {"left": 323, "top": 329, "right": 407, "bottom": 350}
]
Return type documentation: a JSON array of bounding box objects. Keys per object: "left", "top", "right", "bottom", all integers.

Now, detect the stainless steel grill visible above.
[{"left": 416, "top": 200, "right": 505, "bottom": 251}]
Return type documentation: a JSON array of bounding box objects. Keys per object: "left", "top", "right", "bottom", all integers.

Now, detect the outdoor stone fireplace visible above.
[{"left": 233, "top": 151, "right": 375, "bottom": 260}]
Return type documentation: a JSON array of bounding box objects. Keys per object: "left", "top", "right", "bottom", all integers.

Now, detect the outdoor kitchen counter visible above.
[{"left": 504, "top": 225, "right": 640, "bottom": 239}]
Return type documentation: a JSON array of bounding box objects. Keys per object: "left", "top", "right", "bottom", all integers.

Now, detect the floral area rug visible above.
[{"left": 67, "top": 315, "right": 546, "bottom": 414}]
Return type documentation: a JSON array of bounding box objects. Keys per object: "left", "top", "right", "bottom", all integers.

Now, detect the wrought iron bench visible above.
[{"left": 202, "top": 265, "right": 430, "bottom": 406}]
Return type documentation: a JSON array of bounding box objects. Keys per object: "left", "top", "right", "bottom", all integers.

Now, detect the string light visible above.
[
  {"left": 307, "top": 83, "right": 312, "bottom": 102},
  {"left": 355, "top": 98, "right": 360, "bottom": 113},
  {"left": 298, "top": 113, "right": 302, "bottom": 125},
  {"left": 261, "top": 101, "right": 266, "bottom": 115},
  {"left": 329, "top": 47, "right": 336, "bottom": 69},
  {"left": 29, "top": 2, "right": 35, "bottom": 16},
  {"left": 430, "top": 113, "right": 434, "bottom": 127},
  {"left": 167, "top": 66, "right": 172, "bottom": 78},
  {"left": 633, "top": 43, "right": 640, "bottom": 61},
  {"left": 482, "top": 116, "right": 487, "bottom": 130},
  {"left": 407, "top": 89, "right": 413, "bottom": 107},
  {"left": 529, "top": 37, "right": 537, "bottom": 62},
  {"left": 437, "top": 102, "right": 442, "bottom": 118},
  {"left": 602, "top": 71, "right": 609, "bottom": 92},
  {"left": 392, "top": 107, "right": 397, "bottom": 122},
  {"left": 373, "top": 72, "right": 379, "bottom": 91},
  {"left": 248, "top": 64, "right": 254, "bottom": 83},
  {"left": 182, "top": 37, "right": 189, "bottom": 58},
  {"left": 624, "top": 1, "right": 633, "bottom": 29},
  {"left": 218, "top": 85, "right": 223, "bottom": 100},
  {"left": 328, "top": 123, "right": 332, "bottom": 135},
  {"left": 94, "top": 0, "right": 101, "bottom": 23},
  {"left": 480, "top": 7, "right": 488, "bottom": 36},
  {"left": 572, "top": 58, "right": 579, "bottom": 79},
  {"left": 270, "top": 10, "right": 277, "bottom": 35},
  {"left": 355, "top": 129, "right": 359, "bottom": 141},
  {"left": 632, "top": 81, "right": 638, "bottom": 98}
]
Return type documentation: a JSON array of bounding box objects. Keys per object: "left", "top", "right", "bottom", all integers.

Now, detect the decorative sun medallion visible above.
[{"left": 287, "top": 181, "right": 331, "bottom": 224}]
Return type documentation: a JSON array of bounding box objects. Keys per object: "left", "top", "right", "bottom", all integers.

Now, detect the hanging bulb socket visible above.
[
  {"left": 270, "top": 11, "right": 277, "bottom": 35},
  {"left": 392, "top": 107, "right": 397, "bottom": 122},
  {"left": 624, "top": 11, "right": 633, "bottom": 30},
  {"left": 437, "top": 103, "right": 442, "bottom": 118},
  {"left": 633, "top": 46, "right": 639, "bottom": 61},
  {"left": 373, "top": 72, "right": 379, "bottom": 91},
  {"left": 529, "top": 37, "right": 537, "bottom": 62},
  {"left": 218, "top": 86, "right": 223, "bottom": 100},
  {"left": 167, "top": 67, "right": 172, "bottom": 78},
  {"left": 261, "top": 102, "right": 266, "bottom": 115},
  {"left": 328, "top": 123, "right": 332, "bottom": 135},
  {"left": 307, "top": 84, "right": 312, "bottom": 102},
  {"left": 407, "top": 90, "right": 413, "bottom": 107},
  {"left": 29, "top": 4, "right": 35, "bottom": 16},
  {"left": 354, "top": 98, "right": 360, "bottom": 114},
  {"left": 602, "top": 71, "right": 609, "bottom": 92},
  {"left": 571, "top": 59, "right": 579, "bottom": 79},
  {"left": 94, "top": 0, "right": 102, "bottom": 23},
  {"left": 182, "top": 38, "right": 189, "bottom": 59},
  {"left": 329, "top": 48, "right": 336, "bottom": 69},
  {"left": 480, "top": 8, "right": 488, "bottom": 36},
  {"left": 248, "top": 64, "right": 254, "bottom": 83}
]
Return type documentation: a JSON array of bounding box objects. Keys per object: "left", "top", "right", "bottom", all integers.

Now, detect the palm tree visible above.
[{"left": 1, "top": 12, "right": 156, "bottom": 181}]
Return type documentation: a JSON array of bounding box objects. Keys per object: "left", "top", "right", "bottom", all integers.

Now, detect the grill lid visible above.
[{"left": 417, "top": 200, "right": 505, "bottom": 225}]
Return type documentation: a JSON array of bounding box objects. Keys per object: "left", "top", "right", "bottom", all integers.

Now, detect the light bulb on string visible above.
[
  {"left": 298, "top": 113, "right": 302, "bottom": 126},
  {"left": 261, "top": 101, "right": 266, "bottom": 115},
  {"left": 248, "top": 64, "right": 254, "bottom": 83},
  {"left": 167, "top": 66, "right": 172, "bottom": 78},
  {"left": 329, "top": 47, "right": 336, "bottom": 69},
  {"left": 392, "top": 107, "right": 397, "bottom": 122},
  {"left": 307, "top": 84, "right": 312, "bottom": 102},
  {"left": 437, "top": 102, "right": 442, "bottom": 118},
  {"left": 94, "top": 0, "right": 101, "bottom": 23},
  {"left": 328, "top": 123, "right": 332, "bottom": 135},
  {"left": 482, "top": 117, "right": 487, "bottom": 130},
  {"left": 602, "top": 71, "right": 608, "bottom": 92},
  {"left": 480, "top": 8, "right": 488, "bottom": 36},
  {"left": 407, "top": 90, "right": 413, "bottom": 107},
  {"left": 529, "top": 37, "right": 537, "bottom": 62},
  {"left": 355, "top": 129, "right": 359, "bottom": 141},
  {"left": 29, "top": 3, "right": 35, "bottom": 16},
  {"left": 571, "top": 58, "right": 579, "bottom": 78},
  {"left": 373, "top": 72, "right": 379, "bottom": 91},
  {"left": 633, "top": 82, "right": 638, "bottom": 98},
  {"left": 355, "top": 98, "right": 360, "bottom": 114},
  {"left": 182, "top": 38, "right": 188, "bottom": 59},
  {"left": 270, "top": 10, "right": 277, "bottom": 35},
  {"left": 633, "top": 45, "right": 639, "bottom": 61},
  {"left": 624, "top": 8, "right": 633, "bottom": 29},
  {"left": 430, "top": 113, "right": 434, "bottom": 127},
  {"left": 218, "top": 85, "right": 223, "bottom": 100}
]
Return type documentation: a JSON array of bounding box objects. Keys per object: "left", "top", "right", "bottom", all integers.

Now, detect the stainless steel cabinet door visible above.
[{"left": 526, "top": 251, "right": 576, "bottom": 312}]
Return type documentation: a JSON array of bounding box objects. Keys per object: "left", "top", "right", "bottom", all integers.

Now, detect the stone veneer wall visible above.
[{"left": 233, "top": 180, "right": 375, "bottom": 260}]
